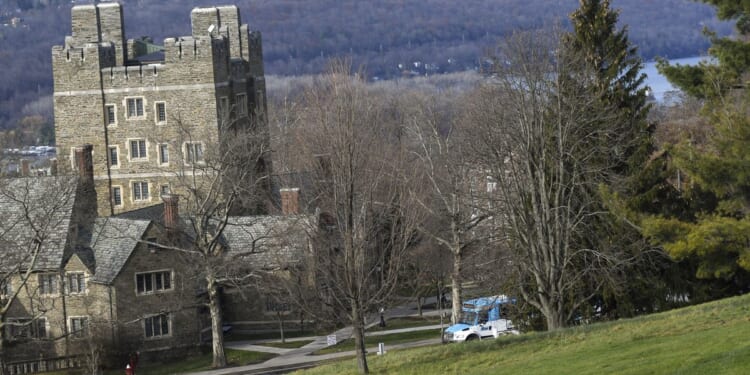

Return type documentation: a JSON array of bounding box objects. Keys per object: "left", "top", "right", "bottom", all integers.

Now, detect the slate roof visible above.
[
  {"left": 0, "top": 176, "right": 78, "bottom": 271},
  {"left": 89, "top": 217, "right": 151, "bottom": 284},
  {"left": 0, "top": 174, "right": 315, "bottom": 283},
  {"left": 221, "top": 215, "right": 316, "bottom": 269}
]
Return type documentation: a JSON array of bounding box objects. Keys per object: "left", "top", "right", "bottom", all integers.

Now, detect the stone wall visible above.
[
  {"left": 111, "top": 226, "right": 202, "bottom": 357},
  {"left": 52, "top": 2, "right": 270, "bottom": 217}
]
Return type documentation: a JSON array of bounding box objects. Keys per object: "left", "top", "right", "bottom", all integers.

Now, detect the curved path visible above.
[{"left": 187, "top": 299, "right": 449, "bottom": 375}]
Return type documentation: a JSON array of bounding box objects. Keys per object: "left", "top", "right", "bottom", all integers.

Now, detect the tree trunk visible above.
[
  {"left": 416, "top": 295, "right": 423, "bottom": 317},
  {"left": 278, "top": 312, "right": 285, "bottom": 343},
  {"left": 351, "top": 301, "right": 369, "bottom": 374},
  {"left": 541, "top": 301, "right": 565, "bottom": 331},
  {"left": 450, "top": 249, "right": 462, "bottom": 324},
  {"left": 207, "top": 275, "right": 227, "bottom": 368}
]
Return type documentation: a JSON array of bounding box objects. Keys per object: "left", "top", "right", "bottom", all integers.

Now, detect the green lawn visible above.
[
  {"left": 315, "top": 329, "right": 442, "bottom": 355},
  {"left": 300, "top": 293, "right": 750, "bottom": 374},
  {"left": 367, "top": 316, "right": 443, "bottom": 332},
  {"left": 101, "top": 349, "right": 275, "bottom": 375},
  {"left": 226, "top": 329, "right": 325, "bottom": 342}
]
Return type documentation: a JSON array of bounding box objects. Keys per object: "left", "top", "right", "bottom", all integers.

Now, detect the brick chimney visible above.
[
  {"left": 74, "top": 144, "right": 94, "bottom": 182},
  {"left": 20, "top": 159, "right": 30, "bottom": 177},
  {"left": 162, "top": 194, "right": 179, "bottom": 231},
  {"left": 280, "top": 188, "right": 300, "bottom": 215}
]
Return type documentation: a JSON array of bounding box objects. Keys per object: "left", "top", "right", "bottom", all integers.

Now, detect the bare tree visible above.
[
  {"left": 278, "top": 62, "right": 423, "bottom": 374},
  {"left": 469, "top": 30, "right": 627, "bottom": 330},
  {"left": 0, "top": 176, "right": 78, "bottom": 373},
  {"left": 150, "top": 108, "right": 274, "bottom": 368},
  {"left": 405, "top": 93, "right": 494, "bottom": 324}
]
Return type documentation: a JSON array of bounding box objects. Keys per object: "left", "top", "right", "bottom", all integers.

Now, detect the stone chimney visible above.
[
  {"left": 162, "top": 194, "right": 179, "bottom": 231},
  {"left": 74, "top": 144, "right": 94, "bottom": 182},
  {"left": 280, "top": 188, "right": 300, "bottom": 215},
  {"left": 20, "top": 159, "right": 30, "bottom": 177}
]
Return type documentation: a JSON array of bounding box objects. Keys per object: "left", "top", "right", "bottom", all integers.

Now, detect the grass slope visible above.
[{"left": 299, "top": 294, "right": 750, "bottom": 374}]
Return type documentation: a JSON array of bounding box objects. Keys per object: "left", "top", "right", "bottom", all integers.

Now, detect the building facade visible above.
[
  {"left": 52, "top": 2, "right": 270, "bottom": 217},
  {"left": 1, "top": 148, "right": 204, "bottom": 373}
]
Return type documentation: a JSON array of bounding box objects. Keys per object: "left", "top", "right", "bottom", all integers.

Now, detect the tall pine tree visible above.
[
  {"left": 566, "top": 0, "right": 650, "bottom": 176},
  {"left": 564, "top": 0, "right": 688, "bottom": 318}
]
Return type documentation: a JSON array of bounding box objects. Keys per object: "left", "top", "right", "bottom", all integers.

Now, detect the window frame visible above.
[
  {"left": 68, "top": 316, "right": 89, "bottom": 339},
  {"left": 183, "top": 142, "right": 205, "bottom": 165},
  {"left": 143, "top": 313, "right": 171, "bottom": 339},
  {"left": 128, "top": 139, "right": 148, "bottom": 162},
  {"left": 235, "top": 93, "right": 247, "bottom": 116},
  {"left": 131, "top": 181, "right": 150, "bottom": 203},
  {"left": 135, "top": 270, "right": 173, "bottom": 296},
  {"left": 112, "top": 185, "right": 123, "bottom": 208},
  {"left": 108, "top": 145, "right": 120, "bottom": 168},
  {"left": 158, "top": 143, "right": 169, "bottom": 166},
  {"left": 124, "top": 96, "right": 146, "bottom": 120},
  {"left": 66, "top": 272, "right": 86, "bottom": 295},
  {"left": 105, "top": 104, "right": 117, "bottom": 126},
  {"left": 160, "top": 184, "right": 170, "bottom": 197},
  {"left": 6, "top": 317, "right": 47, "bottom": 340},
  {"left": 38, "top": 274, "right": 58, "bottom": 297},
  {"left": 154, "top": 101, "right": 167, "bottom": 125}
]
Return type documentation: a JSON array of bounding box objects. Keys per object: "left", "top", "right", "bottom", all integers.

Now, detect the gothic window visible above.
[
  {"left": 155, "top": 102, "right": 167, "bottom": 124},
  {"left": 125, "top": 97, "right": 145, "bottom": 119},
  {"left": 159, "top": 143, "right": 169, "bottom": 165},
  {"left": 132, "top": 181, "right": 150, "bottom": 201},
  {"left": 135, "top": 271, "right": 172, "bottom": 295},
  {"left": 184, "top": 142, "right": 204, "bottom": 164},
  {"left": 6, "top": 318, "right": 47, "bottom": 340},
  {"left": 105, "top": 104, "right": 117, "bottom": 126},
  {"left": 109, "top": 146, "right": 119, "bottom": 168},
  {"left": 112, "top": 186, "right": 123, "bottom": 207},
  {"left": 67, "top": 272, "right": 86, "bottom": 294},
  {"left": 69, "top": 317, "right": 88, "bottom": 338},
  {"left": 236, "top": 93, "right": 247, "bottom": 116},
  {"left": 144, "top": 313, "right": 170, "bottom": 338},
  {"left": 38, "top": 274, "right": 58, "bottom": 296},
  {"left": 129, "top": 139, "right": 147, "bottom": 160}
]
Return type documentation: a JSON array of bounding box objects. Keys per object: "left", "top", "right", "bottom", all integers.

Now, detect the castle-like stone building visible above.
[{"left": 52, "top": 2, "right": 270, "bottom": 216}]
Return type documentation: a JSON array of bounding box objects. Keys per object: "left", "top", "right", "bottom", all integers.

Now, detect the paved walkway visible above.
[{"left": 187, "top": 298, "right": 450, "bottom": 375}]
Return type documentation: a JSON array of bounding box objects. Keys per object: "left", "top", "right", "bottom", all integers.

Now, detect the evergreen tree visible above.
[
  {"left": 645, "top": 0, "right": 750, "bottom": 289},
  {"left": 566, "top": 0, "right": 722, "bottom": 317},
  {"left": 566, "top": 0, "right": 650, "bottom": 176},
  {"left": 659, "top": 1, "right": 750, "bottom": 99}
]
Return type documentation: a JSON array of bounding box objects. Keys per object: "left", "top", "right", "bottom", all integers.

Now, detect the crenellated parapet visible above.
[
  {"left": 52, "top": 42, "right": 115, "bottom": 92},
  {"left": 52, "top": 2, "right": 270, "bottom": 217},
  {"left": 69, "top": 2, "right": 127, "bottom": 66}
]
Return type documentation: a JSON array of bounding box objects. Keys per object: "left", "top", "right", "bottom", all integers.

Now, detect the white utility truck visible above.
[{"left": 443, "top": 295, "right": 518, "bottom": 342}]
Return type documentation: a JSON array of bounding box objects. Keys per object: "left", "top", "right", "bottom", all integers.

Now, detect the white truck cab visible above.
[{"left": 443, "top": 295, "right": 519, "bottom": 342}]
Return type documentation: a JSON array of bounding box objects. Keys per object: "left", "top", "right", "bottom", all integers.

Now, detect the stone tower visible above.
[{"left": 52, "top": 2, "right": 270, "bottom": 216}]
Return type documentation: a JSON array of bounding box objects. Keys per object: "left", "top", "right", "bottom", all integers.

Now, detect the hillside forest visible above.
[{"left": 0, "top": 0, "right": 732, "bottom": 142}]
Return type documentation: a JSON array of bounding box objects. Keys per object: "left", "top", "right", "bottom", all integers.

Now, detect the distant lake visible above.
[{"left": 643, "top": 56, "right": 708, "bottom": 102}]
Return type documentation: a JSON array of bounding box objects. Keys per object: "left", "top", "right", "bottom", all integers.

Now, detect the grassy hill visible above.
[{"left": 300, "top": 293, "right": 750, "bottom": 374}]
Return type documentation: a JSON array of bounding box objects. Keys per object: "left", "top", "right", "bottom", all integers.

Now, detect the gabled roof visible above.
[
  {"left": 89, "top": 217, "right": 151, "bottom": 284},
  {"left": 0, "top": 176, "right": 78, "bottom": 271},
  {"left": 221, "top": 215, "right": 315, "bottom": 269}
]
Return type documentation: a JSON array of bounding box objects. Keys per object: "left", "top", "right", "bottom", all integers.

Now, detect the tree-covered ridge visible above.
[{"left": 0, "top": 0, "right": 730, "bottom": 134}]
